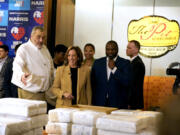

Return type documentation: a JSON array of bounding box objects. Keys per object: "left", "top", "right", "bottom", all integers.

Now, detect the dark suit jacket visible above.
[
  {"left": 91, "top": 56, "right": 132, "bottom": 109},
  {"left": 129, "top": 56, "right": 145, "bottom": 109},
  {"left": 0, "top": 57, "right": 17, "bottom": 98}
]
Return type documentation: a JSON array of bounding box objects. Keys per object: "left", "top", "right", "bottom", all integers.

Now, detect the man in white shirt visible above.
[{"left": 11, "top": 26, "right": 54, "bottom": 101}]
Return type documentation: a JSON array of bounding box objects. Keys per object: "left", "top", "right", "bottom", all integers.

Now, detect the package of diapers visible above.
[
  {"left": 72, "top": 110, "right": 105, "bottom": 126},
  {"left": 96, "top": 115, "right": 151, "bottom": 133},
  {"left": 134, "top": 111, "right": 162, "bottom": 128},
  {"left": 111, "top": 109, "right": 142, "bottom": 116},
  {"left": 46, "top": 122, "right": 72, "bottom": 134},
  {"left": 33, "top": 127, "right": 43, "bottom": 135},
  {"left": 29, "top": 114, "right": 48, "bottom": 129},
  {"left": 71, "top": 124, "right": 96, "bottom": 135},
  {"left": 97, "top": 129, "right": 157, "bottom": 135},
  {"left": 21, "top": 127, "right": 43, "bottom": 135},
  {"left": 0, "top": 98, "right": 47, "bottom": 117},
  {"left": 48, "top": 108, "right": 79, "bottom": 123},
  {"left": 0, "top": 116, "right": 31, "bottom": 135}
]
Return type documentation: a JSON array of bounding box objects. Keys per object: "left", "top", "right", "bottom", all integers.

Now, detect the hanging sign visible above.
[
  {"left": 128, "top": 16, "right": 180, "bottom": 57},
  {"left": 0, "top": 0, "right": 44, "bottom": 57}
]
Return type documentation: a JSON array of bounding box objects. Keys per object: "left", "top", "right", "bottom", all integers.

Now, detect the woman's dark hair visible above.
[
  {"left": 84, "top": 43, "right": 95, "bottom": 52},
  {"left": 64, "top": 46, "right": 83, "bottom": 67}
]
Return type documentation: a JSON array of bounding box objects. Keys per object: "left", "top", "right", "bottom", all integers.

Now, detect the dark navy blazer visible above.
[
  {"left": 0, "top": 57, "right": 18, "bottom": 98},
  {"left": 91, "top": 56, "right": 132, "bottom": 109},
  {"left": 129, "top": 56, "right": 145, "bottom": 109}
]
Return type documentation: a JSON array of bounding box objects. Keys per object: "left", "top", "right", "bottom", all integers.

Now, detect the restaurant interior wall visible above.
[{"left": 74, "top": 0, "right": 180, "bottom": 76}]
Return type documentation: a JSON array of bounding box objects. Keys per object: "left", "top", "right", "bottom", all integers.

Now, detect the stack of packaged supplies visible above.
[
  {"left": 46, "top": 105, "right": 115, "bottom": 135},
  {"left": 45, "top": 107, "right": 161, "bottom": 135},
  {"left": 71, "top": 110, "right": 105, "bottom": 135},
  {"left": 96, "top": 109, "right": 162, "bottom": 135},
  {"left": 46, "top": 108, "right": 79, "bottom": 135},
  {"left": 0, "top": 98, "right": 48, "bottom": 135}
]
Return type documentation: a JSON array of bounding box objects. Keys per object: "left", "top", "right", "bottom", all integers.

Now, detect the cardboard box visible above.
[{"left": 69, "top": 104, "right": 118, "bottom": 114}]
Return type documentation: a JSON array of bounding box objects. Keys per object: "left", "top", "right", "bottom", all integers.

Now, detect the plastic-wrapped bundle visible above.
[
  {"left": 134, "top": 111, "right": 162, "bottom": 128},
  {"left": 111, "top": 109, "right": 142, "bottom": 116},
  {"left": 0, "top": 113, "right": 48, "bottom": 130},
  {"left": 97, "top": 129, "right": 157, "bottom": 135},
  {"left": 0, "top": 116, "right": 31, "bottom": 135},
  {"left": 48, "top": 134, "right": 61, "bottom": 135},
  {"left": 48, "top": 134, "right": 63, "bottom": 135},
  {"left": 97, "top": 129, "right": 136, "bottom": 135},
  {"left": 21, "top": 130, "right": 34, "bottom": 135},
  {"left": 71, "top": 124, "right": 96, "bottom": 135},
  {"left": 29, "top": 114, "right": 48, "bottom": 129},
  {"left": 21, "top": 127, "right": 43, "bottom": 135},
  {"left": 48, "top": 108, "right": 79, "bottom": 123},
  {"left": 33, "top": 127, "right": 43, "bottom": 135},
  {"left": 46, "top": 122, "right": 72, "bottom": 134},
  {"left": 0, "top": 98, "right": 47, "bottom": 117},
  {"left": 0, "top": 114, "right": 47, "bottom": 135},
  {"left": 72, "top": 110, "right": 105, "bottom": 126},
  {"left": 140, "top": 129, "right": 157, "bottom": 135},
  {"left": 96, "top": 115, "right": 151, "bottom": 133}
]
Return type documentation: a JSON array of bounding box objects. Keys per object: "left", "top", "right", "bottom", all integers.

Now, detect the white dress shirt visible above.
[
  {"left": 130, "top": 55, "right": 138, "bottom": 62},
  {"left": 106, "top": 56, "right": 117, "bottom": 80},
  {"left": 11, "top": 39, "right": 54, "bottom": 93}
]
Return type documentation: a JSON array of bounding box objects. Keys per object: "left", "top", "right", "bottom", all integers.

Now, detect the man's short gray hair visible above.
[{"left": 31, "top": 26, "right": 44, "bottom": 36}]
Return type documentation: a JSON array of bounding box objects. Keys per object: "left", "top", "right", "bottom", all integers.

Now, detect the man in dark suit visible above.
[
  {"left": 0, "top": 45, "right": 17, "bottom": 98},
  {"left": 126, "top": 40, "right": 145, "bottom": 109},
  {"left": 91, "top": 40, "right": 132, "bottom": 109}
]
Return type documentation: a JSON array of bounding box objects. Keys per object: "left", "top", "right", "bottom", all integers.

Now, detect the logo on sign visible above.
[
  {"left": 31, "top": 1, "right": 44, "bottom": 6},
  {"left": 0, "top": 41, "right": 3, "bottom": 45},
  {"left": 33, "top": 11, "right": 43, "bottom": 24},
  {"left": 0, "top": 11, "right": 4, "bottom": 22},
  {"left": 128, "top": 16, "right": 180, "bottom": 57},
  {"left": 11, "top": 27, "right": 25, "bottom": 40},
  {"left": 14, "top": 0, "right": 24, "bottom": 7}
]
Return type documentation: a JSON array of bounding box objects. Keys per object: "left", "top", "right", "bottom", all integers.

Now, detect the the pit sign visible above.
[{"left": 128, "top": 16, "right": 180, "bottom": 57}]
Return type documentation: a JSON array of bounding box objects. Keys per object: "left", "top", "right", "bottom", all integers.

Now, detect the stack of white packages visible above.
[
  {"left": 96, "top": 109, "right": 162, "bottom": 135},
  {"left": 96, "top": 114, "right": 154, "bottom": 135},
  {"left": 111, "top": 110, "right": 162, "bottom": 134},
  {"left": 97, "top": 129, "right": 156, "bottom": 135},
  {"left": 71, "top": 110, "right": 105, "bottom": 135},
  {"left": 0, "top": 98, "right": 48, "bottom": 135},
  {"left": 46, "top": 108, "right": 79, "bottom": 135},
  {"left": 133, "top": 111, "right": 162, "bottom": 131}
]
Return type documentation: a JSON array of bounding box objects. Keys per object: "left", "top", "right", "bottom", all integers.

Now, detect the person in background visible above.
[
  {"left": 83, "top": 43, "right": 95, "bottom": 68},
  {"left": 9, "top": 43, "right": 22, "bottom": 98},
  {"left": 11, "top": 26, "right": 54, "bottom": 101},
  {"left": 158, "top": 96, "right": 180, "bottom": 135},
  {"left": 14, "top": 43, "right": 22, "bottom": 55},
  {"left": 52, "top": 46, "right": 91, "bottom": 108},
  {"left": 91, "top": 40, "right": 132, "bottom": 109},
  {"left": 53, "top": 44, "right": 68, "bottom": 69},
  {"left": 126, "top": 40, "right": 145, "bottom": 109},
  {"left": 0, "top": 45, "right": 17, "bottom": 98},
  {"left": 45, "top": 44, "right": 67, "bottom": 111}
]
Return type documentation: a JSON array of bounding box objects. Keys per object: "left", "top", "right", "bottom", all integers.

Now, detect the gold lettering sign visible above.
[{"left": 128, "top": 16, "right": 180, "bottom": 57}]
